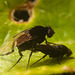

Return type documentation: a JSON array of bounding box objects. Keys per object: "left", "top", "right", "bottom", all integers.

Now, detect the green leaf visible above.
[{"left": 0, "top": 0, "right": 75, "bottom": 75}]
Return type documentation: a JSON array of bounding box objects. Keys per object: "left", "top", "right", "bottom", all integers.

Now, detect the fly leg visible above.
[
  {"left": 0, "top": 49, "right": 14, "bottom": 56},
  {"left": 26, "top": 44, "right": 36, "bottom": 70},
  {"left": 26, "top": 51, "right": 33, "bottom": 70},
  {"left": 31, "top": 54, "right": 47, "bottom": 67},
  {"left": 45, "top": 38, "right": 55, "bottom": 45},
  {"left": 8, "top": 50, "right": 23, "bottom": 71},
  {"left": 56, "top": 55, "right": 63, "bottom": 65}
]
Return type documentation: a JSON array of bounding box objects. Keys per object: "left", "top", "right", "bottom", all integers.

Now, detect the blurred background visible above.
[{"left": 0, "top": 0, "right": 75, "bottom": 75}]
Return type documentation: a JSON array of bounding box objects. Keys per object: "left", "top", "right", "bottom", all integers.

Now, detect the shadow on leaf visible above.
[{"left": 30, "top": 57, "right": 74, "bottom": 68}]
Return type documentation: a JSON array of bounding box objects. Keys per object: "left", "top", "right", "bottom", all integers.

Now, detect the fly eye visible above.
[
  {"left": 47, "top": 28, "right": 55, "bottom": 38},
  {"left": 67, "top": 49, "right": 72, "bottom": 56},
  {"left": 48, "top": 29, "right": 50, "bottom": 34}
]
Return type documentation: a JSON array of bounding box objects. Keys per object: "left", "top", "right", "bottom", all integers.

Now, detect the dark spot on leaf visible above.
[
  {"left": 9, "top": 0, "right": 38, "bottom": 23},
  {"left": 14, "top": 9, "right": 30, "bottom": 22}
]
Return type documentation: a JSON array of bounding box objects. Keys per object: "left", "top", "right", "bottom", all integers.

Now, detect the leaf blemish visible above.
[{"left": 9, "top": 0, "right": 38, "bottom": 24}]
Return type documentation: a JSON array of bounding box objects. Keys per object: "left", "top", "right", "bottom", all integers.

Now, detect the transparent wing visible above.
[
  {"left": 0, "top": 29, "right": 38, "bottom": 55},
  {"left": 0, "top": 30, "right": 26, "bottom": 55},
  {"left": 0, "top": 38, "right": 15, "bottom": 55},
  {"left": 13, "top": 29, "right": 29, "bottom": 38}
]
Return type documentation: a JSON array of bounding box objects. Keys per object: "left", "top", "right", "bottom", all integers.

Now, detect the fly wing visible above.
[
  {"left": 0, "top": 29, "right": 28, "bottom": 54},
  {"left": 15, "top": 32, "right": 38, "bottom": 46},
  {"left": 0, "top": 29, "right": 38, "bottom": 54},
  {"left": 0, "top": 38, "right": 15, "bottom": 55},
  {"left": 13, "top": 29, "right": 29, "bottom": 38}
]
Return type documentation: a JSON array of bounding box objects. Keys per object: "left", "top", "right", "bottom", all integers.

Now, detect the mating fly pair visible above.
[
  {"left": 0, "top": 26, "right": 73, "bottom": 71},
  {"left": 0, "top": 26, "right": 55, "bottom": 71}
]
